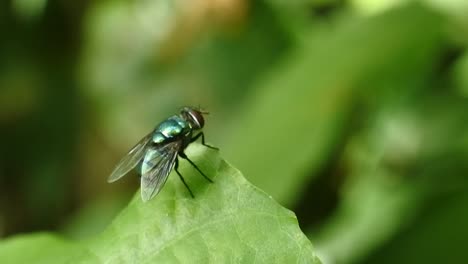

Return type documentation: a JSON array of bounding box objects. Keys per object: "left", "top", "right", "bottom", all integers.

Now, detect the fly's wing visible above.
[
  {"left": 140, "top": 141, "right": 181, "bottom": 202},
  {"left": 107, "top": 132, "right": 153, "bottom": 183}
]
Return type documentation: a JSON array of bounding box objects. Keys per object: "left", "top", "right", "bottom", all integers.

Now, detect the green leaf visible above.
[
  {"left": 0, "top": 233, "right": 90, "bottom": 264},
  {"left": 0, "top": 144, "right": 320, "bottom": 264}
]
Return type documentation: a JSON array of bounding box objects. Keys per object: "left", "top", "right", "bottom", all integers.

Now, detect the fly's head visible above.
[{"left": 180, "top": 106, "right": 206, "bottom": 130}]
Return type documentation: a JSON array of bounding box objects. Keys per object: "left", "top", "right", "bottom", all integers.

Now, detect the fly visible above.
[{"left": 107, "top": 106, "right": 218, "bottom": 202}]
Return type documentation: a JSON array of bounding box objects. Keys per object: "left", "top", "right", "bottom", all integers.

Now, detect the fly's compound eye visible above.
[{"left": 182, "top": 107, "right": 205, "bottom": 129}]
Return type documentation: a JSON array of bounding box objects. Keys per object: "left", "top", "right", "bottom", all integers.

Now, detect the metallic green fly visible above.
[{"left": 107, "top": 106, "right": 218, "bottom": 202}]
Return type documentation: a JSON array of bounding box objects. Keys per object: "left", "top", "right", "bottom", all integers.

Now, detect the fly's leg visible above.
[
  {"left": 191, "top": 132, "right": 218, "bottom": 150},
  {"left": 175, "top": 158, "right": 194, "bottom": 198},
  {"left": 179, "top": 152, "right": 213, "bottom": 183}
]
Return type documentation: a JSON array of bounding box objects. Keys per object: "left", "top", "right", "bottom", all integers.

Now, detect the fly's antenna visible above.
[{"left": 197, "top": 105, "right": 210, "bottom": 115}]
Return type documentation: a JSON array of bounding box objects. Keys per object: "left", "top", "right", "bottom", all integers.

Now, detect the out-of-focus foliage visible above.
[
  {"left": 0, "top": 146, "right": 320, "bottom": 264},
  {"left": 1, "top": 0, "right": 468, "bottom": 263},
  {"left": 224, "top": 5, "right": 443, "bottom": 206}
]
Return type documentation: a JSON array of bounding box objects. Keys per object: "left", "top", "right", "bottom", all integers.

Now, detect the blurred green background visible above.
[{"left": 1, "top": 0, "right": 468, "bottom": 263}]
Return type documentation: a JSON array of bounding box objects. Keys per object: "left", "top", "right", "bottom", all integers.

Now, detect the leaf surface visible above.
[{"left": 0, "top": 144, "right": 320, "bottom": 264}]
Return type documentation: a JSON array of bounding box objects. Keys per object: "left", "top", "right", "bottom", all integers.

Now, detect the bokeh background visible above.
[{"left": 1, "top": 0, "right": 468, "bottom": 263}]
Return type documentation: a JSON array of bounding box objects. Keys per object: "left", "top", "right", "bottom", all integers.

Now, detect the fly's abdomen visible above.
[
  {"left": 152, "top": 132, "right": 166, "bottom": 144},
  {"left": 141, "top": 148, "right": 162, "bottom": 175}
]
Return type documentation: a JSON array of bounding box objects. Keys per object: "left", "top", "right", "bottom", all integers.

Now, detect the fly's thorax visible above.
[{"left": 153, "top": 116, "right": 191, "bottom": 144}]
